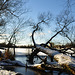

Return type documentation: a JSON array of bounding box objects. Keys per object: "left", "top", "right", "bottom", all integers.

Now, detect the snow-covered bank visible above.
[
  {"left": 0, "top": 59, "right": 25, "bottom": 66},
  {"left": 0, "top": 59, "right": 25, "bottom": 75},
  {"left": 0, "top": 70, "right": 22, "bottom": 75}
]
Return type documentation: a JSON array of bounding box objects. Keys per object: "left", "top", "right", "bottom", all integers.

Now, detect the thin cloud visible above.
[
  {"left": 28, "top": 32, "right": 45, "bottom": 36},
  {"left": 48, "top": 30, "right": 52, "bottom": 34}
]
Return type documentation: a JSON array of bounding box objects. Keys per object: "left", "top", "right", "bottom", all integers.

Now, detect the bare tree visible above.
[
  {"left": 55, "top": 10, "right": 75, "bottom": 44},
  {"left": 7, "top": 20, "right": 27, "bottom": 52},
  {"left": 28, "top": 12, "right": 52, "bottom": 63},
  {"left": 28, "top": 11, "right": 75, "bottom": 74},
  {"left": 30, "top": 12, "right": 52, "bottom": 46},
  {"left": 28, "top": 9, "right": 75, "bottom": 63},
  {"left": 0, "top": 0, "right": 29, "bottom": 56},
  {"left": 56, "top": 0, "right": 75, "bottom": 47},
  {"left": 0, "top": 0, "right": 27, "bottom": 39},
  {"left": 65, "top": 0, "right": 75, "bottom": 46}
]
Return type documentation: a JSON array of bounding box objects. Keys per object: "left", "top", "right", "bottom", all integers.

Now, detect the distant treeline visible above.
[
  {"left": 54, "top": 43, "right": 75, "bottom": 49},
  {"left": 0, "top": 43, "right": 33, "bottom": 48},
  {"left": 0, "top": 42, "right": 75, "bottom": 49}
]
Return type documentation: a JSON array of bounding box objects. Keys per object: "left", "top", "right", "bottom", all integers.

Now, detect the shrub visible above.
[{"left": 4, "top": 49, "right": 15, "bottom": 60}]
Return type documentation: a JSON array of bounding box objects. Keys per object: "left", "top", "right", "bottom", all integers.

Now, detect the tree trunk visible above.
[
  {"left": 36, "top": 45, "right": 75, "bottom": 75},
  {"left": 13, "top": 44, "right": 15, "bottom": 56},
  {"left": 29, "top": 49, "right": 40, "bottom": 64}
]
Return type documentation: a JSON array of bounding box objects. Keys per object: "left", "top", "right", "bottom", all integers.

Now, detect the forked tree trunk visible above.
[
  {"left": 29, "top": 49, "right": 40, "bottom": 64},
  {"left": 29, "top": 25, "right": 68, "bottom": 63}
]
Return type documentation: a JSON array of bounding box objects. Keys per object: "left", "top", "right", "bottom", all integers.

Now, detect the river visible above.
[{"left": 2, "top": 48, "right": 73, "bottom": 75}]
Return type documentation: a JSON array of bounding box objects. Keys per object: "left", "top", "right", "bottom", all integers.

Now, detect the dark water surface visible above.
[{"left": 3, "top": 55, "right": 71, "bottom": 75}]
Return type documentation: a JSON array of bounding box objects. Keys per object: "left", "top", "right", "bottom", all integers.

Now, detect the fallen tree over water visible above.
[
  {"left": 37, "top": 45, "right": 75, "bottom": 74},
  {"left": 28, "top": 45, "right": 75, "bottom": 74},
  {"left": 28, "top": 12, "right": 75, "bottom": 74}
]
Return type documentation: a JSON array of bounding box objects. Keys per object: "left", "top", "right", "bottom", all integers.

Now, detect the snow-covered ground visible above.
[
  {"left": 0, "top": 59, "right": 24, "bottom": 75},
  {"left": 0, "top": 59, "right": 25, "bottom": 66},
  {"left": 0, "top": 70, "right": 21, "bottom": 75}
]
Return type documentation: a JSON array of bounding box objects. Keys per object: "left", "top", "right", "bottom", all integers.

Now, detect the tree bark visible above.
[
  {"left": 29, "top": 25, "right": 67, "bottom": 63},
  {"left": 28, "top": 49, "right": 40, "bottom": 64},
  {"left": 36, "top": 45, "right": 75, "bottom": 75}
]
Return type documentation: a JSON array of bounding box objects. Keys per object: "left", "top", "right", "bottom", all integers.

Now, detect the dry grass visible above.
[{"left": 4, "top": 49, "right": 15, "bottom": 60}]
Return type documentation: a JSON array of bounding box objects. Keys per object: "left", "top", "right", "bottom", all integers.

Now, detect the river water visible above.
[{"left": 3, "top": 48, "right": 73, "bottom": 75}]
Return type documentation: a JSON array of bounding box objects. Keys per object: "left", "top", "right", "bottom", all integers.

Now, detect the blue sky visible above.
[
  {"left": 27, "top": 0, "right": 66, "bottom": 20},
  {"left": 17, "top": 0, "right": 72, "bottom": 45},
  {"left": 9, "top": 0, "right": 74, "bottom": 45},
  {"left": 1, "top": 0, "right": 74, "bottom": 45}
]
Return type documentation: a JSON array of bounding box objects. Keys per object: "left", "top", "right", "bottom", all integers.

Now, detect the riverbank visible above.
[
  {"left": 0, "top": 69, "right": 22, "bottom": 75},
  {"left": 0, "top": 48, "right": 75, "bottom": 75},
  {"left": 0, "top": 55, "right": 73, "bottom": 75}
]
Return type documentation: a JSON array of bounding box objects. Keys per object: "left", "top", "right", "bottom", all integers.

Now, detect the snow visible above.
[
  {"left": 37, "top": 52, "right": 47, "bottom": 56},
  {"left": 0, "top": 59, "right": 25, "bottom": 66},
  {"left": 54, "top": 53, "right": 72, "bottom": 65},
  {"left": 69, "top": 58, "right": 75, "bottom": 70},
  {"left": 54, "top": 53, "right": 75, "bottom": 70},
  {"left": 27, "top": 64, "right": 41, "bottom": 67},
  {"left": 36, "top": 45, "right": 59, "bottom": 56},
  {"left": 0, "top": 70, "right": 21, "bottom": 75},
  {"left": 0, "top": 59, "right": 24, "bottom": 75},
  {"left": 0, "top": 61, "right": 12, "bottom": 66},
  {"left": 36, "top": 45, "right": 75, "bottom": 71},
  {"left": 33, "top": 64, "right": 41, "bottom": 66},
  {"left": 66, "top": 49, "right": 74, "bottom": 53}
]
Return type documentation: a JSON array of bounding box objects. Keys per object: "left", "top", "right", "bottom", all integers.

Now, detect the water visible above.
[
  {"left": 4, "top": 55, "right": 70, "bottom": 75},
  {"left": 2, "top": 48, "right": 73, "bottom": 75}
]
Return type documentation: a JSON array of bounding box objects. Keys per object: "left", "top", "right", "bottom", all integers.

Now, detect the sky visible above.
[
  {"left": 18, "top": 0, "right": 71, "bottom": 45},
  {"left": 1, "top": 0, "right": 75, "bottom": 45},
  {"left": 27, "top": 0, "right": 65, "bottom": 20}
]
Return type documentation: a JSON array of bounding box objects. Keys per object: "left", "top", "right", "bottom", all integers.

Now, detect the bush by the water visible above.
[
  {"left": 0, "top": 49, "right": 15, "bottom": 61},
  {"left": 4, "top": 49, "right": 15, "bottom": 60}
]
